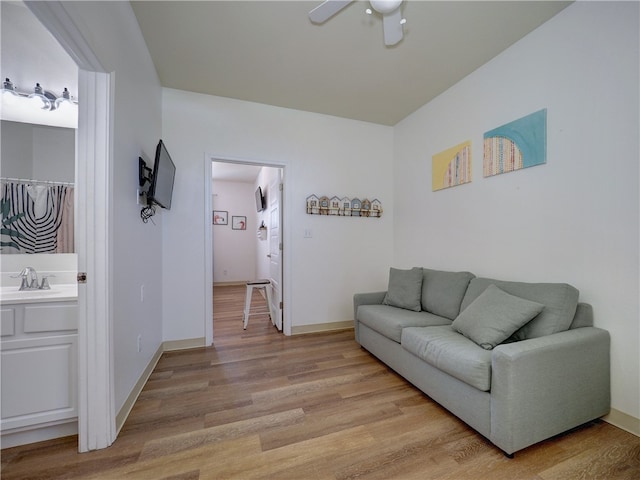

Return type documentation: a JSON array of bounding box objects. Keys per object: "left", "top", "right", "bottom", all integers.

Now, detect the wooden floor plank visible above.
[{"left": 2, "top": 284, "right": 639, "bottom": 479}]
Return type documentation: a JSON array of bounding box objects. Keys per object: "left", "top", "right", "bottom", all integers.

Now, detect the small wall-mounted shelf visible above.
[{"left": 306, "top": 195, "right": 382, "bottom": 217}]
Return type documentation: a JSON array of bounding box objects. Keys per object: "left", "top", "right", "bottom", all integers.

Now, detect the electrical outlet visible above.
[
  {"left": 137, "top": 335, "right": 142, "bottom": 353},
  {"left": 304, "top": 229, "right": 313, "bottom": 238},
  {"left": 223, "top": 269, "right": 228, "bottom": 276}
]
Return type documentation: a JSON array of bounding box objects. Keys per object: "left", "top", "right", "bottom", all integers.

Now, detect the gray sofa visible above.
[{"left": 353, "top": 267, "right": 610, "bottom": 456}]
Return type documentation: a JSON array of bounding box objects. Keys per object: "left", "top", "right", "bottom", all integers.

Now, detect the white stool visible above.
[{"left": 243, "top": 279, "right": 275, "bottom": 330}]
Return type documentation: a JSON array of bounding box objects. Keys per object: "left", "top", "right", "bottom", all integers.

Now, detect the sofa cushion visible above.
[
  {"left": 452, "top": 285, "right": 544, "bottom": 350},
  {"left": 401, "top": 326, "right": 493, "bottom": 391},
  {"left": 357, "top": 304, "right": 451, "bottom": 343},
  {"left": 460, "top": 278, "right": 579, "bottom": 341},
  {"left": 382, "top": 267, "right": 423, "bottom": 312},
  {"left": 421, "top": 269, "right": 475, "bottom": 320}
]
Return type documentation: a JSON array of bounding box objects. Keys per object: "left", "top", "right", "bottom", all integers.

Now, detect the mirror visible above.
[{"left": 1, "top": 120, "right": 75, "bottom": 254}]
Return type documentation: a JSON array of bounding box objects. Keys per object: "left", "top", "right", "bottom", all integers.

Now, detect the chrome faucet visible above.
[{"left": 14, "top": 266, "right": 39, "bottom": 290}]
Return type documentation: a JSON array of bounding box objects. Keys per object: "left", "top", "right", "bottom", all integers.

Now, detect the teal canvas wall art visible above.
[{"left": 483, "top": 109, "right": 547, "bottom": 177}]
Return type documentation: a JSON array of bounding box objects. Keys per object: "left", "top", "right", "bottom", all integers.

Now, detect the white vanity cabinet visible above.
[{"left": 1, "top": 301, "right": 78, "bottom": 447}]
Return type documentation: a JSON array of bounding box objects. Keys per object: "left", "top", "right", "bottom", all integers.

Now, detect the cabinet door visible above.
[
  {"left": 1, "top": 308, "right": 16, "bottom": 337},
  {"left": 1, "top": 335, "right": 77, "bottom": 431}
]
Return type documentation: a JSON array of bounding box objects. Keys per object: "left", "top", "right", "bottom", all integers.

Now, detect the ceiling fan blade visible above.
[
  {"left": 382, "top": 8, "right": 404, "bottom": 46},
  {"left": 309, "top": 0, "right": 353, "bottom": 24}
]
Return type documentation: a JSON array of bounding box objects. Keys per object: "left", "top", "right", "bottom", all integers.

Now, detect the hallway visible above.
[{"left": 213, "top": 284, "right": 277, "bottom": 344}]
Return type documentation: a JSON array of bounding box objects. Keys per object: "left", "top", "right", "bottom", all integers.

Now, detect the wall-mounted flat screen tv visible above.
[
  {"left": 255, "top": 186, "right": 265, "bottom": 212},
  {"left": 148, "top": 139, "right": 176, "bottom": 210}
]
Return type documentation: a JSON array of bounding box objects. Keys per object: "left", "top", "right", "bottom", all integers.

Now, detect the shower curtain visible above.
[{"left": 1, "top": 181, "right": 74, "bottom": 254}]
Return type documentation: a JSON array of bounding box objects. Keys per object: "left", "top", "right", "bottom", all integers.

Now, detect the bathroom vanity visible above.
[{"left": 0, "top": 255, "right": 78, "bottom": 448}]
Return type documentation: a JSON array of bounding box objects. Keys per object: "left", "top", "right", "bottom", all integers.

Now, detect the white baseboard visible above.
[
  {"left": 291, "top": 320, "right": 354, "bottom": 335},
  {"left": 0, "top": 420, "right": 77, "bottom": 449},
  {"left": 603, "top": 408, "right": 640, "bottom": 437},
  {"left": 115, "top": 344, "right": 164, "bottom": 434},
  {"left": 115, "top": 338, "right": 206, "bottom": 433},
  {"left": 163, "top": 337, "right": 206, "bottom": 351}
]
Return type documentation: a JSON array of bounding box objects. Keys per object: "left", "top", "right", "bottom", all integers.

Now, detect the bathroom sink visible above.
[
  {"left": 0, "top": 285, "right": 77, "bottom": 304},
  {"left": 1, "top": 289, "right": 58, "bottom": 300}
]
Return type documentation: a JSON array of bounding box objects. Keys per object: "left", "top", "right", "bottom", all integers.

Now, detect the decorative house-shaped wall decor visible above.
[
  {"left": 340, "top": 197, "right": 351, "bottom": 216},
  {"left": 351, "top": 198, "right": 361, "bottom": 216},
  {"left": 329, "top": 196, "right": 340, "bottom": 215},
  {"left": 319, "top": 196, "right": 330, "bottom": 215},
  {"left": 306, "top": 195, "right": 382, "bottom": 218},
  {"left": 370, "top": 199, "right": 382, "bottom": 217},
  {"left": 306, "top": 194, "right": 319, "bottom": 214}
]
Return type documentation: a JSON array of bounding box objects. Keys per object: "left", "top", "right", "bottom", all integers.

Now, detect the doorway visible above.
[
  {"left": 25, "top": 1, "right": 115, "bottom": 452},
  {"left": 206, "top": 158, "right": 284, "bottom": 344}
]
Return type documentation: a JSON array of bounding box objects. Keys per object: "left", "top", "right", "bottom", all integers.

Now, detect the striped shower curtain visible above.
[{"left": 1, "top": 181, "right": 74, "bottom": 254}]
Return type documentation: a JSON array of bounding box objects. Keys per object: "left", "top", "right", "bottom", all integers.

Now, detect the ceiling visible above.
[
  {"left": 211, "top": 162, "right": 263, "bottom": 183},
  {"left": 131, "top": 0, "right": 571, "bottom": 126},
  {"left": 4, "top": 1, "right": 572, "bottom": 180}
]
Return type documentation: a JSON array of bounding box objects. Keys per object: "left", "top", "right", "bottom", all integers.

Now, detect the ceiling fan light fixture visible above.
[
  {"left": 369, "top": 0, "right": 402, "bottom": 15},
  {"left": 309, "top": 0, "right": 405, "bottom": 46}
]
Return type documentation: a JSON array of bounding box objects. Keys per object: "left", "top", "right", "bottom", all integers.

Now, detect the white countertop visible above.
[{"left": 0, "top": 284, "right": 78, "bottom": 305}]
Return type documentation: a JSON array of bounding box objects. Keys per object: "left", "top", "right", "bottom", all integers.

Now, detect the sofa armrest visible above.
[
  {"left": 490, "top": 327, "right": 610, "bottom": 455},
  {"left": 353, "top": 291, "right": 386, "bottom": 342}
]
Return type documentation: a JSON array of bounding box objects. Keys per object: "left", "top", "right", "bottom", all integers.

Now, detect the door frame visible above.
[
  {"left": 26, "top": 1, "right": 115, "bottom": 452},
  {"left": 204, "top": 154, "right": 290, "bottom": 345}
]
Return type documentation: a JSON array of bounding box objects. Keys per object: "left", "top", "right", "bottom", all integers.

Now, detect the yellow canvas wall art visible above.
[{"left": 432, "top": 141, "right": 472, "bottom": 191}]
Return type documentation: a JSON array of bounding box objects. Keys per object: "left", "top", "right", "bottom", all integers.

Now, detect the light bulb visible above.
[
  {"left": 1, "top": 78, "right": 20, "bottom": 105},
  {"left": 54, "top": 87, "right": 73, "bottom": 110},
  {"left": 28, "top": 83, "right": 52, "bottom": 110}
]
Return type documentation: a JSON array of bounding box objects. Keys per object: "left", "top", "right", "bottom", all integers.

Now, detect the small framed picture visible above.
[
  {"left": 232, "top": 216, "right": 247, "bottom": 230},
  {"left": 213, "top": 211, "right": 228, "bottom": 225}
]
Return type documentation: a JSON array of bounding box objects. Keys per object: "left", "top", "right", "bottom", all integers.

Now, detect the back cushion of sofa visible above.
[
  {"left": 459, "top": 278, "right": 579, "bottom": 340},
  {"left": 421, "top": 269, "right": 476, "bottom": 320}
]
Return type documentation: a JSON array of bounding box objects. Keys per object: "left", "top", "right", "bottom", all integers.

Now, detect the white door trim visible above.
[
  {"left": 25, "top": 1, "right": 115, "bottom": 452},
  {"left": 205, "top": 155, "right": 291, "bottom": 343},
  {"left": 204, "top": 156, "right": 213, "bottom": 346},
  {"left": 75, "top": 70, "right": 115, "bottom": 452}
]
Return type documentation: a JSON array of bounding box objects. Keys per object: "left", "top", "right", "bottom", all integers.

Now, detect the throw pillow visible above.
[
  {"left": 452, "top": 284, "right": 544, "bottom": 350},
  {"left": 421, "top": 269, "right": 475, "bottom": 320},
  {"left": 459, "top": 278, "right": 578, "bottom": 340},
  {"left": 382, "top": 267, "right": 423, "bottom": 312}
]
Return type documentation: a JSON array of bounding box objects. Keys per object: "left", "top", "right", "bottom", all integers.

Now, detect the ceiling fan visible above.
[{"left": 309, "top": 0, "right": 405, "bottom": 46}]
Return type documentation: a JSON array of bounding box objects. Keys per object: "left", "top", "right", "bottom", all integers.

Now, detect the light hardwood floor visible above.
[{"left": 2, "top": 285, "right": 639, "bottom": 479}]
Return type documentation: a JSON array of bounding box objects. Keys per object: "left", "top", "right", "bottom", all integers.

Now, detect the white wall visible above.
[
  {"left": 212, "top": 179, "right": 257, "bottom": 283},
  {"left": 1, "top": 121, "right": 75, "bottom": 183},
  {"left": 60, "top": 2, "right": 164, "bottom": 414},
  {"left": 162, "top": 90, "right": 394, "bottom": 340},
  {"left": 393, "top": 2, "right": 639, "bottom": 422}
]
